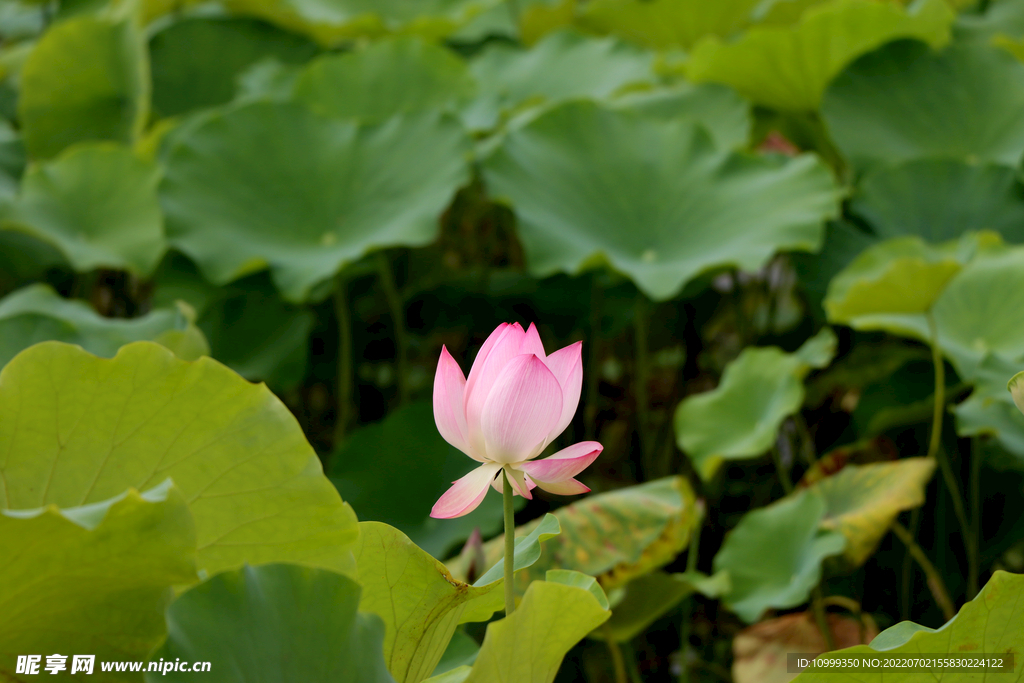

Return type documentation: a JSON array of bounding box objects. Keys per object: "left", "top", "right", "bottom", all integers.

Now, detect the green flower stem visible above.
[
  {"left": 892, "top": 520, "right": 955, "bottom": 621},
  {"left": 375, "top": 253, "right": 409, "bottom": 406},
  {"left": 926, "top": 313, "right": 973, "bottom": 578},
  {"left": 634, "top": 294, "right": 654, "bottom": 478},
  {"left": 503, "top": 469, "right": 516, "bottom": 616},
  {"left": 678, "top": 506, "right": 704, "bottom": 683},
  {"left": 586, "top": 275, "right": 602, "bottom": 442},
  {"left": 969, "top": 437, "right": 982, "bottom": 599},
  {"left": 811, "top": 586, "right": 835, "bottom": 652},
  {"left": 333, "top": 275, "right": 353, "bottom": 446},
  {"left": 603, "top": 624, "right": 628, "bottom": 683}
]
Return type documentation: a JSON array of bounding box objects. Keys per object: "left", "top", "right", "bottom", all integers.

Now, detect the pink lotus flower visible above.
[{"left": 431, "top": 322, "right": 602, "bottom": 519}]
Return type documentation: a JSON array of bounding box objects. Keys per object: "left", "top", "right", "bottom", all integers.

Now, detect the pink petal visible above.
[
  {"left": 480, "top": 354, "right": 563, "bottom": 464},
  {"left": 518, "top": 441, "right": 602, "bottom": 483},
  {"left": 541, "top": 341, "right": 583, "bottom": 445},
  {"left": 519, "top": 323, "right": 546, "bottom": 358},
  {"left": 430, "top": 463, "right": 501, "bottom": 519},
  {"left": 464, "top": 323, "right": 526, "bottom": 453},
  {"left": 490, "top": 466, "right": 533, "bottom": 499},
  {"left": 533, "top": 477, "right": 590, "bottom": 496},
  {"left": 434, "top": 346, "right": 480, "bottom": 459}
]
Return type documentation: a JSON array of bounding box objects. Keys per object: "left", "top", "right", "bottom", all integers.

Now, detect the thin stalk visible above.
[
  {"left": 771, "top": 445, "right": 794, "bottom": 494},
  {"left": 622, "top": 643, "right": 644, "bottom": 683},
  {"left": 892, "top": 521, "right": 956, "bottom": 621},
  {"left": 969, "top": 437, "right": 982, "bottom": 599},
  {"left": 901, "top": 509, "right": 920, "bottom": 620},
  {"left": 634, "top": 294, "right": 654, "bottom": 478},
  {"left": 586, "top": 275, "right": 602, "bottom": 442},
  {"left": 926, "top": 313, "right": 973, "bottom": 568},
  {"left": 503, "top": 469, "right": 516, "bottom": 616},
  {"left": 375, "top": 253, "right": 410, "bottom": 405},
  {"left": 811, "top": 586, "right": 836, "bottom": 652},
  {"left": 333, "top": 276, "right": 354, "bottom": 446},
  {"left": 678, "top": 507, "right": 704, "bottom": 683},
  {"left": 603, "top": 624, "right": 628, "bottom": 683}
]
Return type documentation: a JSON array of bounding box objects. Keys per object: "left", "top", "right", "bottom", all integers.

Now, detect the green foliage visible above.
[
  {"left": 675, "top": 328, "right": 836, "bottom": 479},
  {"left": 822, "top": 40, "right": 1024, "bottom": 171},
  {"left": 0, "top": 283, "right": 208, "bottom": 366},
  {"left": 150, "top": 563, "right": 395, "bottom": 683},
  {"left": 713, "top": 489, "right": 846, "bottom": 623},
  {"left": 161, "top": 102, "right": 470, "bottom": 302},
  {"left": 0, "top": 480, "right": 196, "bottom": 680},
  {"left": 686, "top": 0, "right": 954, "bottom": 111},
  {"left": 18, "top": 15, "right": 149, "bottom": 159},
  {"left": 482, "top": 101, "right": 840, "bottom": 300},
  {"left": 1, "top": 143, "right": 164, "bottom": 274},
  {"left": 0, "top": 342, "right": 359, "bottom": 577},
  {"left": 792, "top": 570, "right": 1024, "bottom": 681}
]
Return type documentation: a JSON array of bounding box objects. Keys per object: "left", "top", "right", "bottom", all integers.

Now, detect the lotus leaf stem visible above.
[
  {"left": 333, "top": 275, "right": 353, "bottom": 446},
  {"left": 892, "top": 521, "right": 955, "bottom": 621},
  {"left": 503, "top": 469, "right": 516, "bottom": 616},
  {"left": 375, "top": 253, "right": 410, "bottom": 405}
]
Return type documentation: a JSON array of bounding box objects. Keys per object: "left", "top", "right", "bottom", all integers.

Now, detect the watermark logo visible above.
[{"left": 16, "top": 655, "right": 208, "bottom": 675}]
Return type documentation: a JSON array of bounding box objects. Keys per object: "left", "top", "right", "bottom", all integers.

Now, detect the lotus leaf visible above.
[
  {"left": 149, "top": 16, "right": 317, "bottom": 117},
  {"left": 954, "top": 353, "right": 1024, "bottom": 459},
  {"left": 685, "top": 0, "right": 953, "bottom": 111},
  {"left": 221, "top": 0, "right": 497, "bottom": 46},
  {"left": 609, "top": 82, "right": 751, "bottom": 150},
  {"left": 0, "top": 480, "right": 196, "bottom": 680},
  {"left": 713, "top": 489, "right": 846, "bottom": 623},
  {"left": 463, "top": 31, "right": 655, "bottom": 131},
  {"left": 675, "top": 329, "right": 837, "bottom": 480},
  {"left": 822, "top": 40, "right": 1024, "bottom": 172},
  {"left": 462, "top": 575, "right": 610, "bottom": 683},
  {"left": 0, "top": 283, "right": 208, "bottom": 367},
  {"left": 824, "top": 236, "right": 964, "bottom": 325},
  {"left": 149, "top": 564, "right": 394, "bottom": 683},
  {"left": 851, "top": 159, "right": 1024, "bottom": 244},
  {"left": 18, "top": 14, "right": 148, "bottom": 159},
  {"left": 353, "top": 517, "right": 559, "bottom": 683},
  {"left": 578, "top": 0, "right": 761, "bottom": 50},
  {"left": 1, "top": 143, "right": 164, "bottom": 275},
  {"left": 482, "top": 101, "right": 840, "bottom": 300},
  {"left": 805, "top": 458, "right": 936, "bottom": 565},
  {"left": 792, "top": 570, "right": 1024, "bottom": 681},
  {"left": 0, "top": 341, "right": 359, "bottom": 577},
  {"left": 448, "top": 476, "right": 698, "bottom": 593},
  {"left": 161, "top": 102, "right": 470, "bottom": 302},
  {"left": 295, "top": 37, "right": 475, "bottom": 124}
]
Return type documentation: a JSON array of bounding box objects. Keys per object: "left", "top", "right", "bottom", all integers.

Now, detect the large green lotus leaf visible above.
[
  {"left": 0, "top": 283, "right": 208, "bottom": 368},
  {"left": 354, "top": 518, "right": 559, "bottom": 683},
  {"left": 1, "top": 143, "right": 164, "bottom": 275},
  {"left": 0, "top": 480, "right": 197, "bottom": 680},
  {"left": 222, "top": 0, "right": 496, "bottom": 45},
  {"left": 675, "top": 329, "right": 837, "bottom": 481},
  {"left": 449, "top": 476, "right": 698, "bottom": 594},
  {"left": 149, "top": 563, "right": 394, "bottom": 683},
  {"left": 331, "top": 401, "right": 503, "bottom": 559},
  {"left": 599, "top": 570, "right": 730, "bottom": 643},
  {"left": 954, "top": 354, "right": 1024, "bottom": 459},
  {"left": 851, "top": 158, "right": 1024, "bottom": 243},
  {"left": 149, "top": 16, "right": 317, "bottom": 118},
  {"left": 1011, "top": 370, "right": 1024, "bottom": 415},
  {"left": 462, "top": 575, "right": 610, "bottom": 683},
  {"left": 805, "top": 458, "right": 936, "bottom": 566},
  {"left": 294, "top": 37, "right": 475, "bottom": 125},
  {"left": 578, "top": 0, "right": 759, "bottom": 50},
  {"left": 685, "top": 0, "right": 953, "bottom": 111},
  {"left": 792, "top": 570, "right": 1024, "bottom": 682},
  {"left": 18, "top": 15, "right": 148, "bottom": 159},
  {"left": 713, "top": 490, "right": 846, "bottom": 623},
  {"left": 161, "top": 102, "right": 470, "bottom": 302},
  {"left": 608, "top": 82, "right": 751, "bottom": 150},
  {"left": 824, "top": 236, "right": 966, "bottom": 325},
  {"left": 823, "top": 40, "right": 1024, "bottom": 173},
  {"left": 463, "top": 31, "right": 655, "bottom": 132},
  {"left": 0, "top": 341, "right": 359, "bottom": 577},
  {"left": 481, "top": 101, "right": 840, "bottom": 300}
]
